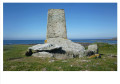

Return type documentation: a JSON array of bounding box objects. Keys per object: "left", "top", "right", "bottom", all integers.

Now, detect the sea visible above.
[{"left": 3, "top": 39, "right": 117, "bottom": 45}]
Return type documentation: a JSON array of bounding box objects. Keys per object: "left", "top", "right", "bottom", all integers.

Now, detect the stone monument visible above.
[
  {"left": 26, "top": 9, "right": 98, "bottom": 59},
  {"left": 46, "top": 9, "right": 67, "bottom": 39}
]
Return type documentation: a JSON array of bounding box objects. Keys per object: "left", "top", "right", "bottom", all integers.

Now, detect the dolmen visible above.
[
  {"left": 25, "top": 9, "right": 98, "bottom": 59},
  {"left": 25, "top": 38, "right": 98, "bottom": 59}
]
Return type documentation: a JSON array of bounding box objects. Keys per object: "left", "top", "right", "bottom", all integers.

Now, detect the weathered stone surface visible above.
[
  {"left": 46, "top": 38, "right": 85, "bottom": 57},
  {"left": 28, "top": 43, "right": 61, "bottom": 51},
  {"left": 88, "top": 44, "right": 98, "bottom": 54},
  {"left": 47, "top": 9, "right": 67, "bottom": 39},
  {"left": 84, "top": 44, "right": 98, "bottom": 56},
  {"left": 32, "top": 52, "right": 53, "bottom": 58}
]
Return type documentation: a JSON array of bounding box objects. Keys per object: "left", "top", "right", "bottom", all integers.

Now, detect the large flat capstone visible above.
[{"left": 29, "top": 43, "right": 61, "bottom": 51}]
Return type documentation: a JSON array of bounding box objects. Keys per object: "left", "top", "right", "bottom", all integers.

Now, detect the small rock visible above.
[
  {"left": 88, "top": 44, "right": 98, "bottom": 53},
  {"left": 86, "top": 44, "right": 98, "bottom": 56}
]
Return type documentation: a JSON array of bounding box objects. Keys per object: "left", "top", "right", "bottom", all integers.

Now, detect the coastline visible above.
[
  {"left": 3, "top": 39, "right": 117, "bottom": 45},
  {"left": 3, "top": 42, "right": 117, "bottom": 46}
]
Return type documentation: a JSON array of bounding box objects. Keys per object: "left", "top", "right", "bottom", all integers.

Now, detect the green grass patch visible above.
[{"left": 3, "top": 43, "right": 117, "bottom": 71}]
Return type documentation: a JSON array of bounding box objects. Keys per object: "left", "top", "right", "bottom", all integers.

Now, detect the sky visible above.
[{"left": 3, "top": 3, "right": 117, "bottom": 40}]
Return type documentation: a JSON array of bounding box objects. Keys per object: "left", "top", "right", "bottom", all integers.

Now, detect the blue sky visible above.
[{"left": 3, "top": 3, "right": 117, "bottom": 40}]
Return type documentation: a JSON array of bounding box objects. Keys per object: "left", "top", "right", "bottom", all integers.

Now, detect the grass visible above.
[{"left": 3, "top": 43, "right": 117, "bottom": 71}]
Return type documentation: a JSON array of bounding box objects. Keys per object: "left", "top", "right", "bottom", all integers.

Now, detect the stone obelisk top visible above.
[{"left": 46, "top": 9, "right": 67, "bottom": 39}]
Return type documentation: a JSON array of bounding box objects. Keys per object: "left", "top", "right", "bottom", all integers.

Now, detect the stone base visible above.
[
  {"left": 26, "top": 38, "right": 98, "bottom": 59},
  {"left": 46, "top": 38, "right": 86, "bottom": 57},
  {"left": 32, "top": 52, "right": 53, "bottom": 58}
]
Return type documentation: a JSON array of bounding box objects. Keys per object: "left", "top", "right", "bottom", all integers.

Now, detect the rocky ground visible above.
[{"left": 3, "top": 43, "right": 117, "bottom": 71}]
